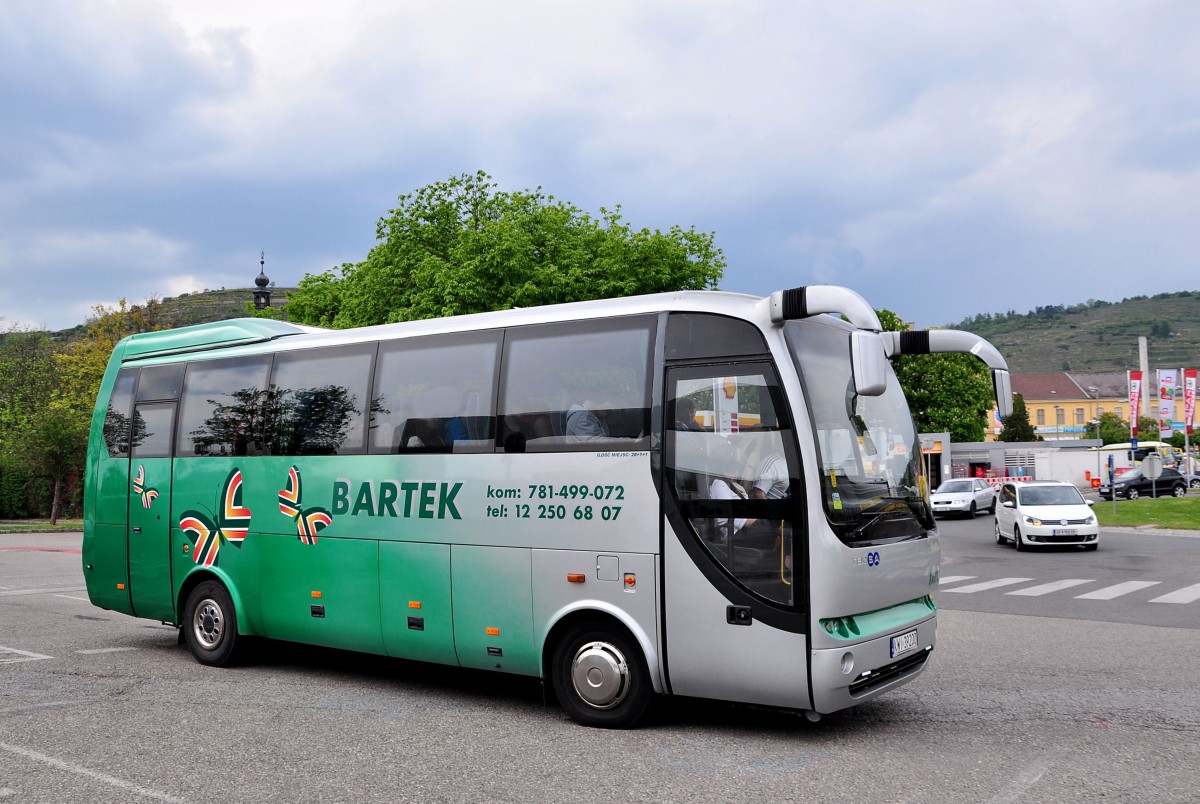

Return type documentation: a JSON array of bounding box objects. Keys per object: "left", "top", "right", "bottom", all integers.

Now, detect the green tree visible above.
[
  {"left": 285, "top": 171, "right": 725, "bottom": 327},
  {"left": 0, "top": 328, "right": 58, "bottom": 443},
  {"left": 53, "top": 299, "right": 165, "bottom": 416},
  {"left": 22, "top": 407, "right": 88, "bottom": 524},
  {"left": 877, "top": 310, "right": 995, "bottom": 442},
  {"left": 997, "top": 394, "right": 1039, "bottom": 442},
  {"left": 1096, "top": 411, "right": 1130, "bottom": 445},
  {"left": 0, "top": 328, "right": 60, "bottom": 517}
]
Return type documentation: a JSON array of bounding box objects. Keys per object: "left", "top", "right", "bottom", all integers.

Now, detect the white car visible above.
[
  {"left": 930, "top": 478, "right": 996, "bottom": 517},
  {"left": 994, "top": 480, "right": 1099, "bottom": 551}
]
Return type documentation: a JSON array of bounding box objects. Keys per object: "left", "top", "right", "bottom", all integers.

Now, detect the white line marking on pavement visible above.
[
  {"left": 1148, "top": 583, "right": 1200, "bottom": 604},
  {"left": 940, "top": 577, "right": 1034, "bottom": 594},
  {"left": 987, "top": 751, "right": 1060, "bottom": 804},
  {"left": 0, "top": 645, "right": 52, "bottom": 664},
  {"left": 76, "top": 647, "right": 135, "bottom": 655},
  {"left": 0, "top": 742, "right": 184, "bottom": 803},
  {"left": 938, "top": 575, "right": 977, "bottom": 585},
  {"left": 1006, "top": 579, "right": 1094, "bottom": 596},
  {"left": 54, "top": 594, "right": 90, "bottom": 601},
  {"left": 1075, "top": 581, "right": 1161, "bottom": 600}
]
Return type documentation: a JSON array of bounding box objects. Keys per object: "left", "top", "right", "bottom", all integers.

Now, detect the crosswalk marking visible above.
[
  {"left": 940, "top": 577, "right": 1033, "bottom": 594},
  {"left": 1074, "top": 581, "right": 1161, "bottom": 600},
  {"left": 1149, "top": 583, "right": 1200, "bottom": 604},
  {"left": 1006, "top": 579, "right": 1093, "bottom": 597},
  {"left": 936, "top": 575, "right": 1200, "bottom": 605},
  {"left": 0, "top": 645, "right": 52, "bottom": 664}
]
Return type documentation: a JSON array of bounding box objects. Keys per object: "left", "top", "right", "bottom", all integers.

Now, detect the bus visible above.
[
  {"left": 82, "top": 284, "right": 1011, "bottom": 727},
  {"left": 1092, "top": 441, "right": 1181, "bottom": 474}
]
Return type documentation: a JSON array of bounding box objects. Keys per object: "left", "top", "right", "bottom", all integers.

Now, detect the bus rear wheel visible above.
[
  {"left": 551, "top": 622, "right": 652, "bottom": 729},
  {"left": 183, "top": 580, "right": 242, "bottom": 667}
]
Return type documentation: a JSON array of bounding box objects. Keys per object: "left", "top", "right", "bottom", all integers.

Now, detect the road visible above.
[
  {"left": 936, "top": 513, "right": 1200, "bottom": 630},
  {"left": 2, "top": 529, "right": 1198, "bottom": 803}
]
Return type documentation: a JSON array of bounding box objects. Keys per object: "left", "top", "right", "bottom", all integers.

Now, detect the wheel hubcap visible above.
[
  {"left": 194, "top": 599, "right": 223, "bottom": 650},
  {"left": 570, "top": 641, "right": 630, "bottom": 710}
]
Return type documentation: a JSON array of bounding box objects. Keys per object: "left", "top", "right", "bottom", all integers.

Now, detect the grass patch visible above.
[
  {"left": 1092, "top": 494, "right": 1200, "bottom": 530},
  {"left": 0, "top": 519, "right": 83, "bottom": 533}
]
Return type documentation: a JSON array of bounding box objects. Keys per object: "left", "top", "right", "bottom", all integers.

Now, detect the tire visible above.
[
  {"left": 988, "top": 498, "right": 996, "bottom": 515},
  {"left": 968, "top": 502, "right": 977, "bottom": 518},
  {"left": 1126, "top": 488, "right": 1139, "bottom": 501},
  {"left": 1014, "top": 526, "right": 1025, "bottom": 551},
  {"left": 995, "top": 519, "right": 1006, "bottom": 545},
  {"left": 183, "top": 580, "right": 242, "bottom": 667},
  {"left": 1190, "top": 478, "right": 1200, "bottom": 489},
  {"left": 551, "top": 621, "right": 652, "bottom": 728}
]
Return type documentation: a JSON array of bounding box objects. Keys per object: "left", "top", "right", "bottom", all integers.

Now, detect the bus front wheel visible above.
[
  {"left": 551, "top": 622, "right": 652, "bottom": 729},
  {"left": 183, "top": 580, "right": 242, "bottom": 667}
]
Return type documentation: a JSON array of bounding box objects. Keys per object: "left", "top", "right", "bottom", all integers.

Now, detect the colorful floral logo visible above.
[
  {"left": 278, "top": 466, "right": 332, "bottom": 545},
  {"left": 132, "top": 465, "right": 159, "bottom": 509},
  {"left": 179, "top": 468, "right": 251, "bottom": 567}
]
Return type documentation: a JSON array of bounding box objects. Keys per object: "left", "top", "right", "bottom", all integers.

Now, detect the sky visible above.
[{"left": 2, "top": 0, "right": 1198, "bottom": 332}]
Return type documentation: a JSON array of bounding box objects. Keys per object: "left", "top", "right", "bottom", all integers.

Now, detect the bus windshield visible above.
[{"left": 786, "top": 319, "right": 934, "bottom": 545}]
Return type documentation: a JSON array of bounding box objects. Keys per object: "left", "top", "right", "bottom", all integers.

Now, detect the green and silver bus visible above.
[{"left": 82, "top": 285, "right": 1011, "bottom": 727}]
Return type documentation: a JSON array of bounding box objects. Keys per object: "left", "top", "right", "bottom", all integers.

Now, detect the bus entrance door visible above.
[
  {"left": 127, "top": 402, "right": 177, "bottom": 622},
  {"left": 662, "top": 365, "right": 810, "bottom": 710}
]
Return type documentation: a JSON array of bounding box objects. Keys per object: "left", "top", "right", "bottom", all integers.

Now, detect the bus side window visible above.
[
  {"left": 176, "top": 356, "right": 272, "bottom": 457},
  {"left": 498, "top": 317, "right": 654, "bottom": 452},
  {"left": 369, "top": 331, "right": 501, "bottom": 455},
  {"left": 269, "top": 343, "right": 376, "bottom": 456}
]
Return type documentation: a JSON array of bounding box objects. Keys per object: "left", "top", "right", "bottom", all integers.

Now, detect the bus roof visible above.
[
  {"left": 118, "top": 289, "right": 774, "bottom": 362},
  {"left": 1091, "top": 441, "right": 1175, "bottom": 451},
  {"left": 119, "top": 318, "right": 319, "bottom": 361}
]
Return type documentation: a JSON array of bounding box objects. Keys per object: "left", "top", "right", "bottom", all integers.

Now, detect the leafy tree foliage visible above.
[
  {"left": 53, "top": 299, "right": 165, "bottom": 416},
  {"left": 21, "top": 407, "right": 88, "bottom": 524},
  {"left": 0, "top": 328, "right": 60, "bottom": 517},
  {"left": 285, "top": 171, "right": 726, "bottom": 327},
  {"left": 877, "top": 310, "right": 996, "bottom": 442},
  {"left": 997, "top": 394, "right": 1039, "bottom": 442},
  {"left": 0, "top": 302, "right": 164, "bottom": 519}
]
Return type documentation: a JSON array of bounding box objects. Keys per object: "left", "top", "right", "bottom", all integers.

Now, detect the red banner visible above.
[
  {"left": 1185, "top": 369, "right": 1197, "bottom": 437},
  {"left": 1129, "top": 370, "right": 1142, "bottom": 438}
]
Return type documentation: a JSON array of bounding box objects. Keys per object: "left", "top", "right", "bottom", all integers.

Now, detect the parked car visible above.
[
  {"left": 930, "top": 478, "right": 996, "bottom": 517},
  {"left": 995, "top": 480, "right": 1099, "bottom": 551},
  {"left": 1098, "top": 466, "right": 1188, "bottom": 500}
]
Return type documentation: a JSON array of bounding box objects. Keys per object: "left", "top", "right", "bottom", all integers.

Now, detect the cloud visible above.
[{"left": 0, "top": 0, "right": 1197, "bottom": 332}]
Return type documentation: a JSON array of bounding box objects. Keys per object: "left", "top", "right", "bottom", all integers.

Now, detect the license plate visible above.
[
  {"left": 1053, "top": 529, "right": 1077, "bottom": 536},
  {"left": 890, "top": 629, "right": 918, "bottom": 658}
]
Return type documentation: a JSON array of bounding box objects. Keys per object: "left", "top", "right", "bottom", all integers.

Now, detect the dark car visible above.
[{"left": 1098, "top": 466, "right": 1188, "bottom": 500}]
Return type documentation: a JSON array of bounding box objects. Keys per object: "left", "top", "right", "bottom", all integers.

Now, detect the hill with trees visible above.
[{"left": 949, "top": 291, "right": 1200, "bottom": 374}]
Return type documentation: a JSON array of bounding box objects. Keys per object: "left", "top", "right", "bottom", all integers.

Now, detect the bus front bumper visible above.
[{"left": 810, "top": 615, "right": 936, "bottom": 714}]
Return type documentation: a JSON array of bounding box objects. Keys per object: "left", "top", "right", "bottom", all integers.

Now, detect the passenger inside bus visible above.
[{"left": 565, "top": 398, "right": 613, "bottom": 441}]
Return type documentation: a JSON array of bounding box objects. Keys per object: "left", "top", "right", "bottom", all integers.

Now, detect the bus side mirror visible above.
[
  {"left": 850, "top": 331, "right": 887, "bottom": 396},
  {"left": 992, "top": 370, "right": 1013, "bottom": 418}
]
